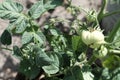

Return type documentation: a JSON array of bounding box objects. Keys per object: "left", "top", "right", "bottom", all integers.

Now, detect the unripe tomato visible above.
[
  {"left": 94, "top": 45, "right": 108, "bottom": 58},
  {"left": 81, "top": 29, "right": 105, "bottom": 48},
  {"left": 90, "top": 40, "right": 106, "bottom": 48},
  {"left": 90, "top": 30, "right": 104, "bottom": 42},
  {"left": 81, "top": 30, "right": 93, "bottom": 45}
]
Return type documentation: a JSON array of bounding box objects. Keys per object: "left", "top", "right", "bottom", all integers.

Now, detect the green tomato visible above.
[
  {"left": 99, "top": 45, "right": 108, "bottom": 58},
  {"left": 94, "top": 45, "right": 108, "bottom": 58},
  {"left": 81, "top": 29, "right": 105, "bottom": 48},
  {"left": 90, "top": 30, "right": 104, "bottom": 42},
  {"left": 81, "top": 30, "right": 93, "bottom": 45},
  {"left": 90, "top": 40, "right": 106, "bottom": 48}
]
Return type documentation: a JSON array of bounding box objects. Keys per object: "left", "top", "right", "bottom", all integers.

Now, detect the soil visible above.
[{"left": 0, "top": 0, "right": 101, "bottom": 80}]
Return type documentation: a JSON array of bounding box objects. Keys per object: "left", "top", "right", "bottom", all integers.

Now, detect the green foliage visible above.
[
  {"left": 107, "top": 19, "right": 120, "bottom": 49},
  {"left": 13, "top": 46, "right": 22, "bottom": 58},
  {"left": 82, "top": 71, "right": 94, "bottom": 80},
  {"left": 0, "top": 30, "right": 12, "bottom": 45},
  {"left": 102, "top": 55, "right": 120, "bottom": 69},
  {"left": 0, "top": 1, "right": 29, "bottom": 33},
  {"left": 22, "top": 31, "right": 33, "bottom": 45},
  {"left": 64, "top": 66, "right": 84, "bottom": 80},
  {"left": 28, "top": 0, "right": 63, "bottom": 19},
  {"left": 101, "top": 67, "right": 120, "bottom": 80},
  {"left": 107, "top": 19, "right": 120, "bottom": 42},
  {"left": 45, "top": 77, "right": 62, "bottom": 80},
  {"left": 50, "top": 29, "right": 59, "bottom": 36},
  {"left": 42, "top": 52, "right": 60, "bottom": 74},
  {"left": 33, "top": 46, "right": 53, "bottom": 66},
  {"left": 33, "top": 31, "right": 46, "bottom": 45},
  {"left": 72, "top": 36, "right": 81, "bottom": 51},
  {"left": 0, "top": 0, "right": 120, "bottom": 80},
  {"left": 19, "top": 59, "right": 41, "bottom": 79},
  {"left": 14, "top": 17, "right": 29, "bottom": 33},
  {"left": 0, "top": 0, "right": 23, "bottom": 20}
]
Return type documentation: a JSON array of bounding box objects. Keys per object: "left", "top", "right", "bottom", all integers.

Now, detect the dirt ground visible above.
[{"left": 0, "top": 0, "right": 101, "bottom": 80}]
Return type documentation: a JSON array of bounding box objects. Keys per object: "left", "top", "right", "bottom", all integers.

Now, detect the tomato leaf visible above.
[
  {"left": 0, "top": 1, "right": 23, "bottom": 20},
  {"left": 64, "top": 66, "right": 84, "bottom": 80},
  {"left": 13, "top": 46, "right": 22, "bottom": 58},
  {"left": 42, "top": 52, "right": 60, "bottom": 74},
  {"left": 28, "top": 0, "right": 62, "bottom": 19},
  {"left": 0, "top": 30, "right": 12, "bottom": 45},
  {"left": 101, "top": 67, "right": 120, "bottom": 80},
  {"left": 33, "top": 46, "right": 53, "bottom": 67},
  {"left": 22, "top": 31, "right": 33, "bottom": 45},
  {"left": 72, "top": 36, "right": 81, "bottom": 51},
  {"left": 0, "top": 1, "right": 29, "bottom": 33},
  {"left": 19, "top": 59, "right": 40, "bottom": 79},
  {"left": 33, "top": 31, "right": 46, "bottom": 45},
  {"left": 102, "top": 55, "right": 120, "bottom": 69}
]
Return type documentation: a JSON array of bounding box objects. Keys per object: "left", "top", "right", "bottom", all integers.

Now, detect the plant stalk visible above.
[
  {"left": 88, "top": 55, "right": 97, "bottom": 65},
  {"left": 1, "top": 47, "right": 12, "bottom": 51},
  {"left": 107, "top": 19, "right": 120, "bottom": 42},
  {"left": 109, "top": 49, "right": 120, "bottom": 54},
  {"left": 98, "top": 0, "right": 107, "bottom": 22}
]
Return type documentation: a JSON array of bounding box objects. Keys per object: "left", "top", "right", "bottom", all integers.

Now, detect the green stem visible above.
[
  {"left": 98, "top": 0, "right": 107, "bottom": 22},
  {"left": 48, "top": 72, "right": 63, "bottom": 77},
  {"left": 109, "top": 49, "right": 120, "bottom": 54},
  {"left": 88, "top": 55, "right": 97, "bottom": 65},
  {"left": 80, "top": 7, "right": 96, "bottom": 19},
  {"left": 103, "top": 10, "right": 120, "bottom": 18},
  {"left": 98, "top": 1, "right": 120, "bottom": 22},
  {"left": 1, "top": 47, "right": 12, "bottom": 51},
  {"left": 107, "top": 19, "right": 120, "bottom": 42},
  {"left": 29, "top": 20, "right": 39, "bottom": 45},
  {"left": 67, "top": 0, "right": 72, "bottom": 6}
]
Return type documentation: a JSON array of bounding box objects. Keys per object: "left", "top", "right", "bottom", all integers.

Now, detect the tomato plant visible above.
[{"left": 0, "top": 0, "right": 120, "bottom": 80}]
